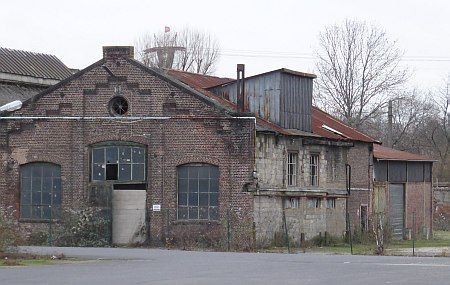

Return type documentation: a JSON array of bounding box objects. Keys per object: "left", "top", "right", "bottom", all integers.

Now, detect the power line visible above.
[{"left": 219, "top": 49, "right": 450, "bottom": 63}]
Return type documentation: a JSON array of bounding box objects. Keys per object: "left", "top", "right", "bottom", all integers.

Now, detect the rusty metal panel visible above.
[
  {"left": 280, "top": 73, "right": 312, "bottom": 131},
  {"left": 374, "top": 160, "right": 388, "bottom": 181},
  {"left": 210, "top": 70, "right": 312, "bottom": 131},
  {"left": 407, "top": 161, "right": 424, "bottom": 182},
  {"left": 388, "top": 161, "right": 407, "bottom": 182}
]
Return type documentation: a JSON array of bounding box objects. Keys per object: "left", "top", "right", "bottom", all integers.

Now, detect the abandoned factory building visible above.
[{"left": 0, "top": 46, "right": 434, "bottom": 247}]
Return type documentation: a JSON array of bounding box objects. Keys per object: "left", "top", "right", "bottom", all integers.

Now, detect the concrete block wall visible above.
[
  {"left": 253, "top": 195, "right": 346, "bottom": 245},
  {"left": 255, "top": 135, "right": 348, "bottom": 191}
]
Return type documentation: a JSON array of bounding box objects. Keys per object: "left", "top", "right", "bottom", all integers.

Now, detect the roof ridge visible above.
[
  {"left": 164, "top": 68, "right": 233, "bottom": 80},
  {"left": 0, "top": 47, "right": 61, "bottom": 59}
]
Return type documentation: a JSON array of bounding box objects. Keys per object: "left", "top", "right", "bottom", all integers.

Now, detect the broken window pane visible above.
[
  {"left": 106, "top": 164, "right": 118, "bottom": 180},
  {"left": 119, "top": 147, "right": 132, "bottom": 163}
]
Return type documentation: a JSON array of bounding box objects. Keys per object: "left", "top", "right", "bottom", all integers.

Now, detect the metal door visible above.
[{"left": 389, "top": 184, "right": 405, "bottom": 239}]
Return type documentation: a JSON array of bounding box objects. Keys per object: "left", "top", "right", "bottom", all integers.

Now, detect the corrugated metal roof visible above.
[
  {"left": 311, "top": 107, "right": 378, "bottom": 143},
  {"left": 165, "top": 69, "right": 233, "bottom": 89},
  {"left": 0, "top": 47, "right": 72, "bottom": 80},
  {"left": 373, "top": 144, "right": 435, "bottom": 161},
  {"left": 0, "top": 83, "right": 46, "bottom": 105}
]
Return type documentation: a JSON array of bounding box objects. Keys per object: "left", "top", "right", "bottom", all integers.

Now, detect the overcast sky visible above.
[{"left": 1, "top": 0, "right": 449, "bottom": 91}]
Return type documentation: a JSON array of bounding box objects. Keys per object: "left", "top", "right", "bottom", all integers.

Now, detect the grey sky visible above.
[{"left": 1, "top": 0, "right": 449, "bottom": 91}]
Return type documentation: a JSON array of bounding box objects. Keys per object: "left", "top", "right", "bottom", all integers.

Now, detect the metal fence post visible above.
[
  {"left": 282, "top": 210, "right": 290, "bottom": 253},
  {"left": 227, "top": 209, "right": 231, "bottom": 251},
  {"left": 413, "top": 212, "right": 416, "bottom": 256}
]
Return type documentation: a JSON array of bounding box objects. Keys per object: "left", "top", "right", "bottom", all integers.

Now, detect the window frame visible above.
[
  {"left": 310, "top": 153, "right": 320, "bottom": 187},
  {"left": 326, "top": 198, "right": 336, "bottom": 209},
  {"left": 20, "top": 162, "right": 62, "bottom": 222},
  {"left": 90, "top": 143, "right": 146, "bottom": 183},
  {"left": 287, "top": 152, "right": 298, "bottom": 187},
  {"left": 177, "top": 163, "right": 219, "bottom": 221},
  {"left": 308, "top": 197, "right": 321, "bottom": 208}
]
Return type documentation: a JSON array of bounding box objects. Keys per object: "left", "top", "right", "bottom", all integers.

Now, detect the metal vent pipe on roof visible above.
[{"left": 236, "top": 64, "right": 245, "bottom": 112}]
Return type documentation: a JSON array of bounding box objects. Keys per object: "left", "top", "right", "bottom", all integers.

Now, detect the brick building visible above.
[
  {"left": 0, "top": 45, "right": 434, "bottom": 247},
  {"left": 0, "top": 46, "right": 255, "bottom": 246}
]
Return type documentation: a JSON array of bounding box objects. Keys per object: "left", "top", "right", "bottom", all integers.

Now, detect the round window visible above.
[{"left": 109, "top": 96, "right": 129, "bottom": 116}]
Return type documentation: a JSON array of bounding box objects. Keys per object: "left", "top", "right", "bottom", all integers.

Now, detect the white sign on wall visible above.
[{"left": 152, "top": 204, "right": 161, "bottom": 212}]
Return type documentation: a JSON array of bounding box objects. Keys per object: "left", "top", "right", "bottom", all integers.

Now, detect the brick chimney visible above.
[{"left": 103, "top": 46, "right": 134, "bottom": 59}]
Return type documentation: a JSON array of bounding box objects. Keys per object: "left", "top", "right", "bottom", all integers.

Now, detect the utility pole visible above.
[{"left": 387, "top": 100, "right": 393, "bottom": 148}]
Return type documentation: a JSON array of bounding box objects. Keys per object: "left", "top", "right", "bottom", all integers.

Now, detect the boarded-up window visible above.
[
  {"left": 407, "top": 162, "right": 424, "bottom": 182},
  {"left": 374, "top": 160, "right": 388, "bottom": 182},
  {"left": 20, "top": 163, "right": 61, "bottom": 221},
  {"left": 388, "top": 161, "right": 407, "bottom": 182}
]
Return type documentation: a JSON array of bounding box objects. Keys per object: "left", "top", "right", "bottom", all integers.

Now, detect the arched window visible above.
[
  {"left": 91, "top": 144, "right": 146, "bottom": 183},
  {"left": 177, "top": 164, "right": 219, "bottom": 220},
  {"left": 20, "top": 163, "right": 61, "bottom": 221}
]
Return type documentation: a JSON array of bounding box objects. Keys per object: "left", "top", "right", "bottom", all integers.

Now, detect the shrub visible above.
[
  {"left": 0, "top": 206, "right": 20, "bottom": 252},
  {"left": 53, "top": 207, "right": 111, "bottom": 247},
  {"left": 26, "top": 231, "right": 48, "bottom": 246}
]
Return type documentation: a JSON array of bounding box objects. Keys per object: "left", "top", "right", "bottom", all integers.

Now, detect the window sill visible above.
[
  {"left": 172, "top": 219, "right": 220, "bottom": 226},
  {"left": 19, "top": 219, "right": 60, "bottom": 224}
]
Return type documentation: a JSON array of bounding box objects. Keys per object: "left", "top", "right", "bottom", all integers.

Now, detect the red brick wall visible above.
[
  {"left": 405, "top": 182, "right": 433, "bottom": 235},
  {"left": 0, "top": 52, "right": 255, "bottom": 246}
]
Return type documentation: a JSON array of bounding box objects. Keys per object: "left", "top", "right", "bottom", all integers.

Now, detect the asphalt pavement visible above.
[{"left": 1, "top": 246, "right": 450, "bottom": 285}]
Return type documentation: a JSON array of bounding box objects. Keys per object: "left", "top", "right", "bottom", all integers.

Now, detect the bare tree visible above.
[
  {"left": 362, "top": 86, "right": 449, "bottom": 180},
  {"left": 315, "top": 19, "right": 408, "bottom": 127},
  {"left": 135, "top": 27, "right": 220, "bottom": 75}
]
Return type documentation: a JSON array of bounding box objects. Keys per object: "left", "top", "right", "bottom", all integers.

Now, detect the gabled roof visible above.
[
  {"left": 373, "top": 144, "right": 435, "bottom": 162},
  {"left": 4, "top": 54, "right": 239, "bottom": 117},
  {"left": 165, "top": 69, "right": 233, "bottom": 89},
  {"left": 0, "top": 47, "right": 72, "bottom": 81},
  {"left": 311, "top": 107, "right": 378, "bottom": 143}
]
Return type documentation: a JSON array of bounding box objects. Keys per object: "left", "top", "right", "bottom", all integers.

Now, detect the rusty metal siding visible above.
[
  {"left": 388, "top": 161, "right": 407, "bottom": 182},
  {"left": 280, "top": 73, "right": 312, "bottom": 131},
  {"left": 210, "top": 70, "right": 313, "bottom": 131},
  {"left": 210, "top": 72, "right": 282, "bottom": 124}
]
